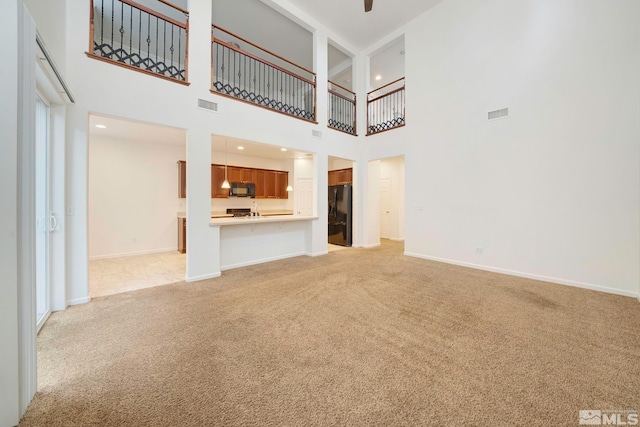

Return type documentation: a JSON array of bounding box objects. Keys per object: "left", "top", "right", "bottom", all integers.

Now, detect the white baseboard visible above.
[
  {"left": 308, "top": 250, "right": 329, "bottom": 257},
  {"left": 185, "top": 272, "right": 221, "bottom": 282},
  {"left": 67, "top": 296, "right": 90, "bottom": 306},
  {"left": 389, "top": 237, "right": 405, "bottom": 242},
  {"left": 89, "top": 247, "right": 178, "bottom": 260},
  {"left": 221, "top": 251, "right": 306, "bottom": 271},
  {"left": 404, "top": 252, "right": 639, "bottom": 299},
  {"left": 362, "top": 243, "right": 381, "bottom": 249}
]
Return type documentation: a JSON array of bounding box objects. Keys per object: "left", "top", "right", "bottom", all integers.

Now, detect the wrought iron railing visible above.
[
  {"left": 89, "top": 0, "right": 189, "bottom": 83},
  {"left": 367, "top": 77, "right": 405, "bottom": 135},
  {"left": 212, "top": 25, "right": 316, "bottom": 122},
  {"left": 328, "top": 81, "right": 356, "bottom": 135}
]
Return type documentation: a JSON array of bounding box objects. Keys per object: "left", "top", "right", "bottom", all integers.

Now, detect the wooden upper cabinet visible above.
[
  {"left": 255, "top": 170, "right": 267, "bottom": 198},
  {"left": 275, "top": 171, "right": 289, "bottom": 199},
  {"left": 263, "top": 170, "right": 277, "bottom": 198},
  {"left": 178, "top": 161, "right": 187, "bottom": 198},
  {"left": 228, "top": 167, "right": 256, "bottom": 183},
  {"left": 328, "top": 168, "right": 353, "bottom": 185},
  {"left": 211, "top": 164, "right": 229, "bottom": 198},
  {"left": 182, "top": 162, "right": 288, "bottom": 199}
]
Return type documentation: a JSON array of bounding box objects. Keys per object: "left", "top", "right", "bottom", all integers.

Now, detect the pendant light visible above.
[{"left": 221, "top": 139, "right": 230, "bottom": 189}]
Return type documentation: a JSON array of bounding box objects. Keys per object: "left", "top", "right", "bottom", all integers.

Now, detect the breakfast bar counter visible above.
[{"left": 209, "top": 214, "right": 317, "bottom": 226}]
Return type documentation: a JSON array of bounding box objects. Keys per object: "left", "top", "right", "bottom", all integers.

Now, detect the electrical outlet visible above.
[{"left": 475, "top": 247, "right": 484, "bottom": 255}]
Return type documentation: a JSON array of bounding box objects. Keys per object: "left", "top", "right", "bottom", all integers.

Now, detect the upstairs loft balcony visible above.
[
  {"left": 367, "top": 77, "right": 405, "bottom": 135},
  {"left": 328, "top": 81, "right": 357, "bottom": 136},
  {"left": 86, "top": 1, "right": 404, "bottom": 136},
  {"left": 88, "top": 0, "right": 189, "bottom": 84},
  {"left": 211, "top": 25, "right": 317, "bottom": 123}
]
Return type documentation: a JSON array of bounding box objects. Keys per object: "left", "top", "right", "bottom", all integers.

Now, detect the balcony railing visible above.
[
  {"left": 89, "top": 0, "right": 189, "bottom": 84},
  {"left": 328, "top": 81, "right": 357, "bottom": 136},
  {"left": 212, "top": 25, "right": 316, "bottom": 123},
  {"left": 367, "top": 77, "right": 405, "bottom": 135}
]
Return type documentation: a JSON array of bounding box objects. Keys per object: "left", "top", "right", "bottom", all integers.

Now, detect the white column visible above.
[{"left": 0, "top": 0, "right": 21, "bottom": 423}]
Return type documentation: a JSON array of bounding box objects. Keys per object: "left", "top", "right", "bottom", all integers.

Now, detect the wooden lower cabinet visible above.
[{"left": 178, "top": 218, "right": 186, "bottom": 253}]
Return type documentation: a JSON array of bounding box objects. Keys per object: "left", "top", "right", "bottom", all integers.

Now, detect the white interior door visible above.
[
  {"left": 35, "top": 94, "right": 53, "bottom": 330},
  {"left": 296, "top": 178, "right": 314, "bottom": 216},
  {"left": 380, "top": 178, "right": 391, "bottom": 239}
]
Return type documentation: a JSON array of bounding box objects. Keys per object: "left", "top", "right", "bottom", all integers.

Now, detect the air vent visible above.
[
  {"left": 312, "top": 130, "right": 322, "bottom": 138},
  {"left": 198, "top": 98, "right": 218, "bottom": 112},
  {"left": 488, "top": 107, "right": 509, "bottom": 120}
]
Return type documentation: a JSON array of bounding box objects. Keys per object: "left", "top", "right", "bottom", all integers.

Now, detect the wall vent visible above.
[
  {"left": 312, "top": 130, "right": 322, "bottom": 138},
  {"left": 198, "top": 99, "right": 218, "bottom": 112},
  {"left": 488, "top": 107, "right": 509, "bottom": 120}
]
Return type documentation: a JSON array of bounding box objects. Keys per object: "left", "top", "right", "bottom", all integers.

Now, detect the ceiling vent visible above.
[
  {"left": 488, "top": 107, "right": 509, "bottom": 120},
  {"left": 198, "top": 99, "right": 218, "bottom": 112},
  {"left": 312, "top": 130, "right": 322, "bottom": 138}
]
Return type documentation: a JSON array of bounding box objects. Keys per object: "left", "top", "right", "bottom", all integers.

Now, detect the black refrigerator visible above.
[{"left": 328, "top": 184, "right": 352, "bottom": 246}]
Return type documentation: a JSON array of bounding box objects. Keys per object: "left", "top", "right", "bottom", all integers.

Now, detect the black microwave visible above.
[{"left": 229, "top": 182, "right": 256, "bottom": 197}]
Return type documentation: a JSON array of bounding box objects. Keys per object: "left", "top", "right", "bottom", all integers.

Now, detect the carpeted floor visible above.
[{"left": 20, "top": 241, "right": 640, "bottom": 426}]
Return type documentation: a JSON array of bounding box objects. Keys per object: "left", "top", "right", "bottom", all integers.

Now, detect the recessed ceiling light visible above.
[
  {"left": 95, "top": 124, "right": 106, "bottom": 129},
  {"left": 237, "top": 146, "right": 244, "bottom": 150},
  {"left": 375, "top": 75, "right": 382, "bottom": 81},
  {"left": 281, "top": 148, "right": 287, "bottom": 152}
]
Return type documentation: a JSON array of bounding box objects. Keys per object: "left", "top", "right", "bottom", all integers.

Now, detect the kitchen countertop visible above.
[
  {"left": 177, "top": 210, "right": 294, "bottom": 219},
  {"left": 210, "top": 214, "right": 317, "bottom": 226}
]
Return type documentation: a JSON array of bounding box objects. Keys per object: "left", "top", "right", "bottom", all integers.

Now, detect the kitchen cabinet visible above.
[
  {"left": 178, "top": 161, "right": 186, "bottom": 198},
  {"left": 211, "top": 164, "right": 229, "bottom": 198},
  {"left": 178, "top": 217, "right": 186, "bottom": 253},
  {"left": 180, "top": 161, "right": 288, "bottom": 199},
  {"left": 263, "top": 171, "right": 277, "bottom": 198},
  {"left": 228, "top": 166, "right": 256, "bottom": 183},
  {"left": 255, "top": 170, "right": 267, "bottom": 198},
  {"left": 328, "top": 168, "right": 353, "bottom": 185},
  {"left": 275, "top": 171, "right": 289, "bottom": 199}
]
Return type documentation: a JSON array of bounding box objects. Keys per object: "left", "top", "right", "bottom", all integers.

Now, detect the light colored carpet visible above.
[{"left": 20, "top": 241, "right": 640, "bottom": 426}]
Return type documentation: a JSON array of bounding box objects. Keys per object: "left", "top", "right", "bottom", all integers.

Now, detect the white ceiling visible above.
[
  {"left": 89, "top": 114, "right": 186, "bottom": 145},
  {"left": 89, "top": 114, "right": 312, "bottom": 161},
  {"left": 286, "top": 0, "right": 445, "bottom": 50},
  {"left": 211, "top": 135, "right": 312, "bottom": 161}
]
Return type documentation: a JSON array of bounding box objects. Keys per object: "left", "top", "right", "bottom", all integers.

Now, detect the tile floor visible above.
[
  {"left": 90, "top": 245, "right": 347, "bottom": 298},
  {"left": 89, "top": 251, "right": 186, "bottom": 298}
]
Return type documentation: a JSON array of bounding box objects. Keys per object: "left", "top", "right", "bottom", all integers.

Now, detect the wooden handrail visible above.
[
  {"left": 328, "top": 89, "right": 356, "bottom": 103},
  {"left": 367, "top": 85, "right": 405, "bottom": 103},
  {"left": 328, "top": 80, "right": 355, "bottom": 97},
  {"left": 212, "top": 24, "right": 315, "bottom": 77},
  {"left": 367, "top": 77, "right": 405, "bottom": 97},
  {"left": 156, "top": 0, "right": 189, "bottom": 15},
  {"left": 214, "top": 39, "right": 316, "bottom": 86},
  {"left": 119, "top": 0, "right": 187, "bottom": 29}
]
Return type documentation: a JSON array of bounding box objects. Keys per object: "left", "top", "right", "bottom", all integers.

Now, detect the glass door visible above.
[{"left": 35, "top": 93, "right": 53, "bottom": 330}]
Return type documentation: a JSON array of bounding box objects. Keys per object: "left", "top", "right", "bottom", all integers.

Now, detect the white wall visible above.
[
  {"left": 328, "top": 157, "right": 353, "bottom": 171},
  {"left": 88, "top": 136, "right": 186, "bottom": 258},
  {"left": 0, "top": 1, "right": 21, "bottom": 424},
  {"left": 390, "top": 0, "right": 639, "bottom": 296},
  {"left": 23, "top": 0, "right": 66, "bottom": 74}
]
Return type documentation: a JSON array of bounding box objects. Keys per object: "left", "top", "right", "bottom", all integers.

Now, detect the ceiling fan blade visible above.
[{"left": 364, "top": 0, "right": 373, "bottom": 12}]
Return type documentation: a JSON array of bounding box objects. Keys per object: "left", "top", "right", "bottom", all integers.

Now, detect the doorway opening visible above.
[
  {"left": 328, "top": 156, "right": 355, "bottom": 250},
  {"left": 87, "top": 114, "right": 187, "bottom": 298},
  {"left": 367, "top": 156, "right": 405, "bottom": 247}
]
